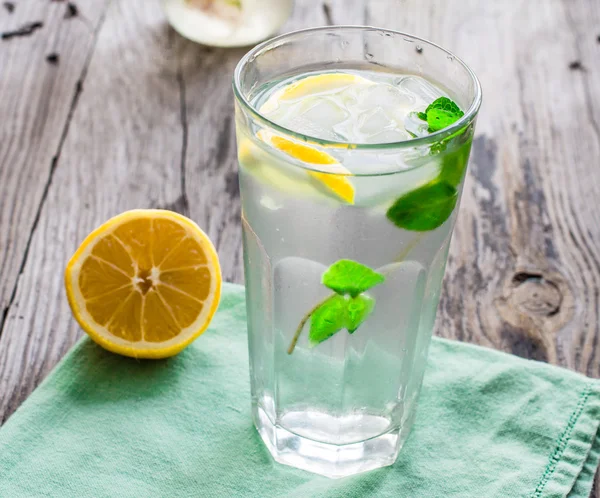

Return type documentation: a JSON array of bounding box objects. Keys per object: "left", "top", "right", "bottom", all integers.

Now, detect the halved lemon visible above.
[
  {"left": 65, "top": 209, "right": 221, "bottom": 359},
  {"left": 255, "top": 130, "right": 355, "bottom": 204}
]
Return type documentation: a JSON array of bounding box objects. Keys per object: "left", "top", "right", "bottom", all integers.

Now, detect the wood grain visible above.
[
  {"left": 0, "top": 0, "right": 599, "bottom": 492},
  {"left": 0, "top": 0, "right": 185, "bottom": 422},
  {"left": 179, "top": 43, "right": 246, "bottom": 284},
  {"left": 0, "top": 0, "right": 109, "bottom": 335}
]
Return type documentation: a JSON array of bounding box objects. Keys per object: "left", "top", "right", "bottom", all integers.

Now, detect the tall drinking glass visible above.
[{"left": 233, "top": 26, "right": 481, "bottom": 478}]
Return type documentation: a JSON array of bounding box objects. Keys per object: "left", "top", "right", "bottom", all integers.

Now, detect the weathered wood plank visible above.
[
  {"left": 0, "top": 0, "right": 109, "bottom": 333},
  {"left": 0, "top": 0, "right": 186, "bottom": 423},
  {"left": 178, "top": 43, "right": 246, "bottom": 284}
]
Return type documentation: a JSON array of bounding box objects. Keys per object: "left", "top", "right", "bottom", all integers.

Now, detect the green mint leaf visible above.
[
  {"left": 309, "top": 295, "right": 348, "bottom": 347},
  {"left": 322, "top": 259, "right": 385, "bottom": 297},
  {"left": 418, "top": 97, "right": 464, "bottom": 133},
  {"left": 386, "top": 180, "right": 458, "bottom": 231},
  {"left": 426, "top": 97, "right": 463, "bottom": 116},
  {"left": 345, "top": 295, "right": 375, "bottom": 333},
  {"left": 427, "top": 108, "right": 462, "bottom": 132},
  {"left": 438, "top": 137, "right": 472, "bottom": 187}
]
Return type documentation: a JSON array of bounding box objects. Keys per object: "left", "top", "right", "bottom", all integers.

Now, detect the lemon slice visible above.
[
  {"left": 255, "top": 130, "right": 355, "bottom": 204},
  {"left": 259, "top": 72, "right": 373, "bottom": 114},
  {"left": 65, "top": 209, "right": 221, "bottom": 359}
]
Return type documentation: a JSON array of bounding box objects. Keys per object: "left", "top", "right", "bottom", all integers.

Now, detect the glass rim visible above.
[{"left": 233, "top": 25, "right": 482, "bottom": 153}]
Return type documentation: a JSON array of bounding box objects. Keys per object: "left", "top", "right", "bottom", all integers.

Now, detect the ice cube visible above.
[
  {"left": 357, "top": 107, "right": 396, "bottom": 136},
  {"left": 363, "top": 129, "right": 411, "bottom": 144},
  {"left": 281, "top": 96, "right": 350, "bottom": 141},
  {"left": 300, "top": 96, "right": 349, "bottom": 128},
  {"left": 282, "top": 115, "right": 336, "bottom": 140},
  {"left": 403, "top": 112, "right": 430, "bottom": 138},
  {"left": 274, "top": 257, "right": 330, "bottom": 345},
  {"left": 357, "top": 83, "right": 416, "bottom": 110},
  {"left": 398, "top": 76, "right": 445, "bottom": 105}
]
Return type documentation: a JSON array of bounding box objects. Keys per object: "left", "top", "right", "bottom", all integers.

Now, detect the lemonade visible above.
[{"left": 234, "top": 27, "right": 481, "bottom": 478}]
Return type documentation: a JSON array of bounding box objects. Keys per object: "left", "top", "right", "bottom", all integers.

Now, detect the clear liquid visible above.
[
  {"left": 237, "top": 68, "right": 470, "bottom": 477},
  {"left": 256, "top": 70, "right": 447, "bottom": 145}
]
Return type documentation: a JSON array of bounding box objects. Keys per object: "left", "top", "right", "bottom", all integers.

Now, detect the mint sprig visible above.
[
  {"left": 288, "top": 260, "right": 384, "bottom": 354},
  {"left": 386, "top": 98, "right": 470, "bottom": 233},
  {"left": 417, "top": 97, "right": 464, "bottom": 133}
]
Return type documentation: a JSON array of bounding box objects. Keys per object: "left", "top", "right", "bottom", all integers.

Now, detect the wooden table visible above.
[{"left": 1, "top": 0, "right": 599, "bottom": 491}]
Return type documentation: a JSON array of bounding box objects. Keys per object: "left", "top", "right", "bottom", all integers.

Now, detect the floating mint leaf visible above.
[
  {"left": 345, "top": 295, "right": 374, "bottom": 333},
  {"left": 309, "top": 295, "right": 347, "bottom": 347},
  {"left": 322, "top": 259, "right": 385, "bottom": 297},
  {"left": 427, "top": 108, "right": 462, "bottom": 132},
  {"left": 426, "top": 97, "right": 463, "bottom": 116},
  {"left": 416, "top": 97, "right": 464, "bottom": 133},
  {"left": 386, "top": 180, "right": 458, "bottom": 231}
]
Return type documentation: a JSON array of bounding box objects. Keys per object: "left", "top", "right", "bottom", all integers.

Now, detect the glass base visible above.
[{"left": 253, "top": 403, "right": 406, "bottom": 479}]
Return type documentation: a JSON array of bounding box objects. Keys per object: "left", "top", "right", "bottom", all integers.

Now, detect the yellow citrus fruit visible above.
[
  {"left": 65, "top": 209, "right": 221, "bottom": 359},
  {"left": 256, "top": 130, "right": 355, "bottom": 204},
  {"left": 259, "top": 72, "right": 373, "bottom": 113}
]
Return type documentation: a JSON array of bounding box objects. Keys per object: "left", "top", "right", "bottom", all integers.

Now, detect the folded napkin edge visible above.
[{"left": 529, "top": 381, "right": 600, "bottom": 497}]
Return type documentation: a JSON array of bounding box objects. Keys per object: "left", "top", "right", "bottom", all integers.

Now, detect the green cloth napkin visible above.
[{"left": 1, "top": 283, "right": 599, "bottom": 498}]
